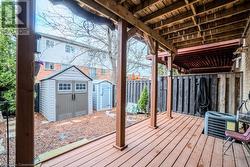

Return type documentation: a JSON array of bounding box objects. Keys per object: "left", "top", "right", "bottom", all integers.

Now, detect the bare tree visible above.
[{"left": 37, "top": 6, "right": 150, "bottom": 83}]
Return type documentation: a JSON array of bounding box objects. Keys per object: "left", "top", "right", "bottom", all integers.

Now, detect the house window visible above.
[
  {"left": 101, "top": 68, "right": 106, "bottom": 74},
  {"left": 75, "top": 83, "right": 87, "bottom": 92},
  {"left": 46, "top": 40, "right": 54, "bottom": 48},
  {"left": 45, "top": 62, "right": 55, "bottom": 70},
  {"left": 90, "top": 68, "right": 97, "bottom": 79},
  {"left": 65, "top": 44, "right": 75, "bottom": 53},
  {"left": 58, "top": 83, "right": 72, "bottom": 91}
]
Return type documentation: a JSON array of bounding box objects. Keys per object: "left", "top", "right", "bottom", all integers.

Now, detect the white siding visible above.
[
  {"left": 40, "top": 80, "right": 56, "bottom": 121},
  {"left": 88, "top": 81, "right": 93, "bottom": 114},
  {"left": 53, "top": 67, "right": 90, "bottom": 81},
  {"left": 93, "top": 85, "right": 97, "bottom": 110},
  {"left": 93, "top": 81, "right": 113, "bottom": 111}
]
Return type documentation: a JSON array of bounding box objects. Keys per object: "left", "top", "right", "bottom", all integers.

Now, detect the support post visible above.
[
  {"left": 16, "top": 0, "right": 35, "bottom": 166},
  {"left": 166, "top": 53, "right": 173, "bottom": 119},
  {"left": 114, "top": 19, "right": 127, "bottom": 150},
  {"left": 150, "top": 41, "right": 158, "bottom": 128}
]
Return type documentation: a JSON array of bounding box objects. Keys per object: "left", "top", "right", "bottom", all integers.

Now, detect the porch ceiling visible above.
[{"left": 147, "top": 39, "right": 241, "bottom": 73}]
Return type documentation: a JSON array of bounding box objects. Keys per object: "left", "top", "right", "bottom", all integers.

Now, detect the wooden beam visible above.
[
  {"left": 188, "top": 66, "right": 232, "bottom": 72},
  {"left": 152, "top": 10, "right": 193, "bottom": 30},
  {"left": 167, "top": 27, "right": 245, "bottom": 43},
  {"left": 185, "top": 0, "right": 204, "bottom": 43},
  {"left": 16, "top": 0, "right": 35, "bottom": 166},
  {"left": 152, "top": 0, "right": 239, "bottom": 30},
  {"left": 150, "top": 41, "right": 158, "bottom": 128},
  {"left": 176, "top": 34, "right": 241, "bottom": 48},
  {"left": 77, "top": 0, "right": 119, "bottom": 22},
  {"left": 166, "top": 54, "right": 173, "bottom": 119},
  {"left": 141, "top": 1, "right": 186, "bottom": 23},
  {"left": 94, "top": 0, "right": 177, "bottom": 53},
  {"left": 114, "top": 19, "right": 127, "bottom": 150},
  {"left": 131, "top": 0, "right": 161, "bottom": 14},
  {"left": 143, "top": 34, "right": 155, "bottom": 54},
  {"left": 127, "top": 27, "right": 143, "bottom": 39}
]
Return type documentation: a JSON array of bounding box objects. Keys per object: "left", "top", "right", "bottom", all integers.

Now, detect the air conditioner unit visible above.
[{"left": 204, "top": 111, "right": 237, "bottom": 139}]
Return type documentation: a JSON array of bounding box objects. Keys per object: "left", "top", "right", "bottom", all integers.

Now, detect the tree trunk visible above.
[{"left": 108, "top": 28, "right": 117, "bottom": 83}]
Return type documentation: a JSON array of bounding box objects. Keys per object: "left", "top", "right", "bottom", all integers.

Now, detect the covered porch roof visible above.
[{"left": 147, "top": 39, "right": 241, "bottom": 73}]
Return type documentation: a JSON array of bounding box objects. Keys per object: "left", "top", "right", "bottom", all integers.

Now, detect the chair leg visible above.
[
  {"left": 242, "top": 142, "right": 250, "bottom": 153},
  {"left": 223, "top": 137, "right": 231, "bottom": 146},
  {"left": 224, "top": 139, "right": 235, "bottom": 154}
]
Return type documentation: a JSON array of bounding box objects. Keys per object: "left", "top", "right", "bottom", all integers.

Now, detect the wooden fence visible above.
[{"left": 125, "top": 72, "right": 242, "bottom": 116}]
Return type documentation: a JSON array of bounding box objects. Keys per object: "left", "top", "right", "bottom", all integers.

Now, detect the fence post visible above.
[{"left": 166, "top": 54, "right": 173, "bottom": 119}]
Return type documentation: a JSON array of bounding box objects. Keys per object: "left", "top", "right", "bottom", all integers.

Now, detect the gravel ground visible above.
[{"left": 0, "top": 110, "right": 147, "bottom": 166}]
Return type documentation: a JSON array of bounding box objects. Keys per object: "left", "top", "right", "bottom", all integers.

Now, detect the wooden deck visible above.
[{"left": 40, "top": 113, "right": 250, "bottom": 167}]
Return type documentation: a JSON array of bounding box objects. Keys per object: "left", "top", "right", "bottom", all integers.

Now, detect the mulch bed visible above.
[{"left": 0, "top": 111, "right": 147, "bottom": 166}]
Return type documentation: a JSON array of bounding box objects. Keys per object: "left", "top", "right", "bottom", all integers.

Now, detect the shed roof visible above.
[
  {"left": 93, "top": 80, "right": 113, "bottom": 85},
  {"left": 41, "top": 65, "right": 92, "bottom": 81}
]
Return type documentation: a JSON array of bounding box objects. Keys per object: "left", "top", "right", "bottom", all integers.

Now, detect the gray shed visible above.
[
  {"left": 39, "top": 66, "right": 93, "bottom": 121},
  {"left": 93, "top": 80, "right": 113, "bottom": 111}
]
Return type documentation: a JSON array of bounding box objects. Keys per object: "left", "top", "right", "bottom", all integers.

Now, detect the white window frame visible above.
[
  {"left": 58, "top": 82, "right": 72, "bottom": 92},
  {"left": 75, "top": 82, "right": 87, "bottom": 93},
  {"left": 46, "top": 39, "right": 54, "bottom": 49},
  {"left": 65, "top": 44, "right": 75, "bottom": 53},
  {"left": 45, "top": 62, "right": 55, "bottom": 71}
]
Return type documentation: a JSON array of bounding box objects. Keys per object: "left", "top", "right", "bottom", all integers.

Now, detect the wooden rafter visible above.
[
  {"left": 127, "top": 27, "right": 143, "bottom": 39},
  {"left": 167, "top": 27, "right": 245, "bottom": 44},
  {"left": 185, "top": 0, "right": 204, "bottom": 43},
  {"left": 77, "top": 0, "right": 119, "bottom": 22},
  {"left": 160, "top": 2, "right": 250, "bottom": 36},
  {"left": 93, "top": 0, "right": 177, "bottom": 53},
  {"left": 151, "top": 0, "right": 239, "bottom": 30},
  {"left": 131, "top": 0, "right": 162, "bottom": 14},
  {"left": 141, "top": 1, "right": 187, "bottom": 23},
  {"left": 176, "top": 34, "right": 241, "bottom": 48},
  {"left": 166, "top": 20, "right": 247, "bottom": 41}
]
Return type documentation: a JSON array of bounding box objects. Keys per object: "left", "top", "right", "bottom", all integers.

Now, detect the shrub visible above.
[{"left": 137, "top": 87, "right": 149, "bottom": 114}]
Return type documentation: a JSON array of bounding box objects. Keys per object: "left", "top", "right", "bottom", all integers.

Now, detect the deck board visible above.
[
  {"left": 41, "top": 113, "right": 250, "bottom": 167},
  {"left": 198, "top": 136, "right": 215, "bottom": 167},
  {"left": 233, "top": 143, "right": 249, "bottom": 167}
]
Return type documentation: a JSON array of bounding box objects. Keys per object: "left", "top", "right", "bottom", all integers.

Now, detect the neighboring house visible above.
[
  {"left": 35, "top": 32, "right": 112, "bottom": 82},
  {"left": 36, "top": 62, "right": 112, "bottom": 82}
]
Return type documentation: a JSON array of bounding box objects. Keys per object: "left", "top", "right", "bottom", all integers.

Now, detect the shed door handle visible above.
[
  {"left": 74, "top": 94, "right": 76, "bottom": 100},
  {"left": 72, "top": 94, "right": 74, "bottom": 100}
]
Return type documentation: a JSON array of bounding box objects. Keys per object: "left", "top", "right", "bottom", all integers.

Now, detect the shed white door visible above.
[
  {"left": 56, "top": 81, "right": 88, "bottom": 121},
  {"left": 101, "top": 85, "right": 111, "bottom": 109}
]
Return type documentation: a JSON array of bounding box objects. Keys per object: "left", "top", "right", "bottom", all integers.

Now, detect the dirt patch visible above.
[{"left": 0, "top": 111, "right": 147, "bottom": 166}]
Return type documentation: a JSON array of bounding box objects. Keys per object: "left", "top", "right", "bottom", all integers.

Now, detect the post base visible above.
[
  {"left": 148, "top": 125, "right": 158, "bottom": 129},
  {"left": 167, "top": 116, "right": 173, "bottom": 119},
  {"left": 113, "top": 144, "right": 128, "bottom": 151}
]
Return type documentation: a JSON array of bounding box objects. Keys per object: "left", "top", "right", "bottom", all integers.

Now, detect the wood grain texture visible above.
[
  {"left": 41, "top": 113, "right": 250, "bottom": 167},
  {"left": 16, "top": 0, "right": 35, "bottom": 166}
]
